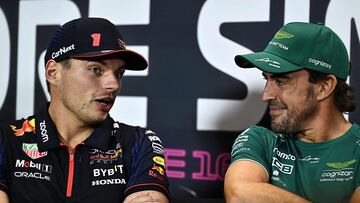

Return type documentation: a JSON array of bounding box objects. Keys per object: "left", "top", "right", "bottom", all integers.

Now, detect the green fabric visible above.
[
  {"left": 235, "top": 22, "right": 350, "bottom": 80},
  {"left": 231, "top": 124, "right": 360, "bottom": 203}
]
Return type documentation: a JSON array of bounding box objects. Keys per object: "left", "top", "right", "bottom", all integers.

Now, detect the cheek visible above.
[
  {"left": 69, "top": 75, "right": 98, "bottom": 90},
  {"left": 280, "top": 90, "right": 309, "bottom": 106},
  {"left": 61, "top": 76, "right": 94, "bottom": 99}
]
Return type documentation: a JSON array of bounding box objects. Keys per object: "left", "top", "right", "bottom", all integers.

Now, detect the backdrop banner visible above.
[{"left": 0, "top": 0, "right": 359, "bottom": 199}]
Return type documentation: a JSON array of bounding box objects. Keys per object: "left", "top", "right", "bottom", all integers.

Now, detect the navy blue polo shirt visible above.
[{"left": 0, "top": 107, "right": 169, "bottom": 202}]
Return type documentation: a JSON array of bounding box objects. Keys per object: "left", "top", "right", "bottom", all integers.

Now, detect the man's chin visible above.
[
  {"left": 87, "top": 114, "right": 108, "bottom": 126},
  {"left": 271, "top": 121, "right": 287, "bottom": 134},
  {"left": 271, "top": 121, "right": 296, "bottom": 137}
]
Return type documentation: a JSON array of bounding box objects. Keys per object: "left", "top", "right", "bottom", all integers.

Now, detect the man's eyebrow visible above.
[
  {"left": 82, "top": 59, "right": 105, "bottom": 66},
  {"left": 115, "top": 66, "right": 126, "bottom": 73},
  {"left": 84, "top": 60, "right": 125, "bottom": 69},
  {"left": 263, "top": 72, "right": 291, "bottom": 80}
]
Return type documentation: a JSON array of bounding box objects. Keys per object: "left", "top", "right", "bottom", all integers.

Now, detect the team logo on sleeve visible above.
[
  {"left": 22, "top": 143, "right": 48, "bottom": 159},
  {"left": 153, "top": 156, "right": 166, "bottom": 167},
  {"left": 10, "top": 118, "right": 36, "bottom": 136},
  {"left": 149, "top": 164, "right": 166, "bottom": 181},
  {"left": 151, "top": 164, "right": 165, "bottom": 175},
  {"left": 151, "top": 142, "right": 164, "bottom": 154},
  {"left": 145, "top": 129, "right": 156, "bottom": 135},
  {"left": 148, "top": 135, "right": 162, "bottom": 143},
  {"left": 146, "top": 131, "right": 164, "bottom": 154}
]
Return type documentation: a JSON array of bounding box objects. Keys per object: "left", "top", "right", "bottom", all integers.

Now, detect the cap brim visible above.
[
  {"left": 234, "top": 51, "right": 302, "bottom": 74},
  {"left": 72, "top": 50, "right": 148, "bottom": 70}
]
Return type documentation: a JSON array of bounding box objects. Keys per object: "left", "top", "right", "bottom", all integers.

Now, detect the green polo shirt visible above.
[{"left": 231, "top": 124, "right": 360, "bottom": 203}]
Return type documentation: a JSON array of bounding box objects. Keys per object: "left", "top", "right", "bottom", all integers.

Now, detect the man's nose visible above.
[
  {"left": 261, "top": 81, "right": 276, "bottom": 102},
  {"left": 104, "top": 72, "right": 120, "bottom": 92}
]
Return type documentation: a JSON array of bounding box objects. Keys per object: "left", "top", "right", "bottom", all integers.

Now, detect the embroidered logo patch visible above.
[
  {"left": 22, "top": 143, "right": 48, "bottom": 159},
  {"left": 10, "top": 118, "right": 36, "bottom": 136}
]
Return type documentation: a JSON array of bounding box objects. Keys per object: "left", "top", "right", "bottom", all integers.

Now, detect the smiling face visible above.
[
  {"left": 262, "top": 69, "right": 318, "bottom": 135},
  {"left": 50, "top": 57, "right": 125, "bottom": 126}
]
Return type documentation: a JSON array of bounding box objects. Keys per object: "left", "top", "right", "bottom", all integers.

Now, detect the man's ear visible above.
[
  {"left": 316, "top": 75, "right": 337, "bottom": 101},
  {"left": 45, "top": 59, "right": 60, "bottom": 86}
]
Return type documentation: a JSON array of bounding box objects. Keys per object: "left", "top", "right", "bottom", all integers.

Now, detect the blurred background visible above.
[{"left": 0, "top": 0, "right": 359, "bottom": 201}]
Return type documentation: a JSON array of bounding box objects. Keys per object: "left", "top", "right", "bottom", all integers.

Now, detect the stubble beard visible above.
[
  {"left": 62, "top": 92, "right": 105, "bottom": 126},
  {"left": 270, "top": 86, "right": 316, "bottom": 135}
]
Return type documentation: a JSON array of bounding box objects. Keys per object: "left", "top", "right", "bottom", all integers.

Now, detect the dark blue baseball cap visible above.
[{"left": 44, "top": 17, "right": 148, "bottom": 70}]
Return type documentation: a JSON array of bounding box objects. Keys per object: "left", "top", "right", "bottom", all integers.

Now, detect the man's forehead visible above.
[
  {"left": 64, "top": 58, "right": 126, "bottom": 72},
  {"left": 70, "top": 57, "right": 126, "bottom": 66},
  {"left": 262, "top": 69, "right": 308, "bottom": 78}
]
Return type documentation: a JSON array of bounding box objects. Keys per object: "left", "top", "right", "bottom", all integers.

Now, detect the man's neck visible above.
[
  {"left": 296, "top": 107, "right": 352, "bottom": 143},
  {"left": 48, "top": 101, "right": 95, "bottom": 149}
]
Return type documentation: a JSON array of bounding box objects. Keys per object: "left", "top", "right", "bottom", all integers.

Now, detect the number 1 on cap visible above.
[{"left": 91, "top": 33, "right": 101, "bottom": 47}]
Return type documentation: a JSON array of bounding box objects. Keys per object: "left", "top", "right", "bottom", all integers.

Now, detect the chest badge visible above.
[{"left": 22, "top": 143, "right": 48, "bottom": 159}]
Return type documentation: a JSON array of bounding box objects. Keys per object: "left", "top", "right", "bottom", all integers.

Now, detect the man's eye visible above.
[
  {"left": 116, "top": 69, "right": 125, "bottom": 79},
  {"left": 275, "top": 79, "right": 285, "bottom": 86},
  {"left": 90, "top": 67, "right": 101, "bottom": 75}
]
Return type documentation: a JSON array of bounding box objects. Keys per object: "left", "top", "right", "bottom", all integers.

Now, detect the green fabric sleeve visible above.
[{"left": 231, "top": 126, "right": 272, "bottom": 174}]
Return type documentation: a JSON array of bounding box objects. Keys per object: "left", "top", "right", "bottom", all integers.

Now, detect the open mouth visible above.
[{"left": 95, "top": 98, "right": 113, "bottom": 106}]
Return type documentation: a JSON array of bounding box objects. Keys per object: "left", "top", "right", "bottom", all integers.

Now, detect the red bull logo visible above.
[
  {"left": 151, "top": 164, "right": 165, "bottom": 175},
  {"left": 10, "top": 118, "right": 36, "bottom": 136}
]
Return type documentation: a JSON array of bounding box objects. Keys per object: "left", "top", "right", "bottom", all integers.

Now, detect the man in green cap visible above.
[{"left": 224, "top": 22, "right": 360, "bottom": 203}]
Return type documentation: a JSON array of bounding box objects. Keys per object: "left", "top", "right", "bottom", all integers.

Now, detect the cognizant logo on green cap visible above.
[{"left": 308, "top": 58, "right": 332, "bottom": 69}]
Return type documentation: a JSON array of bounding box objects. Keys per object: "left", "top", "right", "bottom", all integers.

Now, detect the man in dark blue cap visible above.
[{"left": 0, "top": 17, "right": 169, "bottom": 203}]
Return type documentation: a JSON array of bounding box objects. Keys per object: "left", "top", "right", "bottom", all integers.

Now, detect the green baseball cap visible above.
[{"left": 234, "top": 22, "right": 350, "bottom": 80}]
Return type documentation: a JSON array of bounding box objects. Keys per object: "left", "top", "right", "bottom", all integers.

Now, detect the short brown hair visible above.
[{"left": 307, "top": 69, "right": 355, "bottom": 112}]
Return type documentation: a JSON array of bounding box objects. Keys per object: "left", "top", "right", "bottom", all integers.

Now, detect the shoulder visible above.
[
  {"left": 350, "top": 123, "right": 360, "bottom": 136},
  {"left": 232, "top": 125, "right": 283, "bottom": 154},
  {"left": 236, "top": 125, "right": 279, "bottom": 141},
  {"left": 340, "top": 123, "right": 360, "bottom": 143},
  {"left": 111, "top": 121, "right": 162, "bottom": 145},
  {"left": 113, "top": 122, "right": 138, "bottom": 133},
  {"left": 112, "top": 121, "right": 156, "bottom": 137}
]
